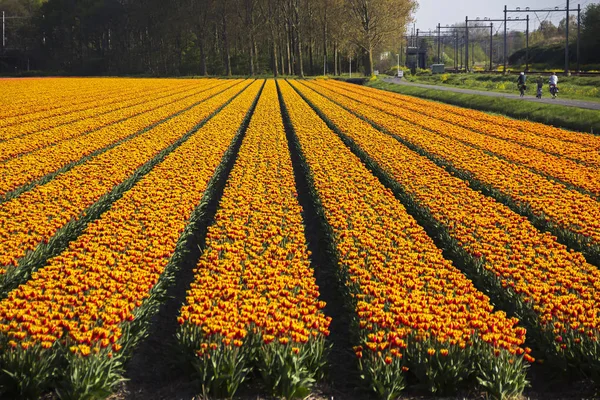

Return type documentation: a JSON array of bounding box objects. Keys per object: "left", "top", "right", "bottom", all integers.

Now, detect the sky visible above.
[{"left": 412, "top": 0, "right": 600, "bottom": 33}]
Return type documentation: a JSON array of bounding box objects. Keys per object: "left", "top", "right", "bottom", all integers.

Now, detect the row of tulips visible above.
[
  {"left": 317, "top": 81, "right": 600, "bottom": 197},
  {"left": 280, "top": 80, "right": 529, "bottom": 399},
  {"left": 0, "top": 79, "right": 241, "bottom": 199},
  {"left": 0, "top": 78, "right": 138, "bottom": 121},
  {"left": 0, "top": 80, "right": 252, "bottom": 292},
  {"left": 0, "top": 79, "right": 201, "bottom": 147},
  {"left": 291, "top": 80, "right": 600, "bottom": 385},
  {"left": 0, "top": 80, "right": 263, "bottom": 399},
  {"left": 307, "top": 81, "right": 600, "bottom": 264},
  {"left": 176, "top": 80, "right": 331, "bottom": 399},
  {"left": 369, "top": 80, "right": 600, "bottom": 149},
  {"left": 329, "top": 81, "right": 600, "bottom": 169}
]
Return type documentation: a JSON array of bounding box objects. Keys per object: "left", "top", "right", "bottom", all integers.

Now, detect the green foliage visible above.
[
  {"left": 258, "top": 341, "right": 325, "bottom": 399},
  {"left": 581, "top": 4, "right": 600, "bottom": 64},
  {"left": 476, "top": 348, "right": 529, "bottom": 400},
  {"left": 176, "top": 326, "right": 253, "bottom": 399},
  {"left": 357, "top": 351, "right": 407, "bottom": 400},
  {"left": 176, "top": 325, "right": 329, "bottom": 400},
  {"left": 56, "top": 352, "right": 127, "bottom": 400},
  {"left": 385, "top": 65, "right": 411, "bottom": 77},
  {"left": 404, "top": 339, "right": 476, "bottom": 395},
  {"left": 0, "top": 342, "right": 60, "bottom": 399}
]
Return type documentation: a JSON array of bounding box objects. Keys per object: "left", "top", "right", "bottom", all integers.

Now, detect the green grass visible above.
[
  {"left": 401, "top": 73, "right": 600, "bottom": 103},
  {"left": 366, "top": 79, "right": 600, "bottom": 134}
]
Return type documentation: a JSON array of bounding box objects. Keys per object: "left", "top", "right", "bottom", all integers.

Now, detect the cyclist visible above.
[
  {"left": 549, "top": 72, "right": 559, "bottom": 98},
  {"left": 536, "top": 76, "right": 543, "bottom": 99},
  {"left": 517, "top": 72, "right": 527, "bottom": 97}
]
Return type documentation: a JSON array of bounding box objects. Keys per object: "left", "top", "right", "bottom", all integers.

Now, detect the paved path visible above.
[{"left": 381, "top": 77, "right": 600, "bottom": 111}]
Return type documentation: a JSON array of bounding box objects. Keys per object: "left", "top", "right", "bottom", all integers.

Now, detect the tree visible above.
[
  {"left": 537, "top": 20, "right": 558, "bottom": 39},
  {"left": 345, "top": 0, "right": 416, "bottom": 76},
  {"left": 557, "top": 14, "right": 577, "bottom": 39},
  {"left": 1, "top": 0, "right": 423, "bottom": 76},
  {"left": 581, "top": 3, "right": 600, "bottom": 63}
]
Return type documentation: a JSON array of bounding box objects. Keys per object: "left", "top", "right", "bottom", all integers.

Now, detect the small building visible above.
[{"left": 431, "top": 64, "right": 445, "bottom": 74}]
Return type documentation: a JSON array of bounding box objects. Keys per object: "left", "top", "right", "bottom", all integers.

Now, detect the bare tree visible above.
[{"left": 346, "top": 0, "right": 415, "bottom": 75}]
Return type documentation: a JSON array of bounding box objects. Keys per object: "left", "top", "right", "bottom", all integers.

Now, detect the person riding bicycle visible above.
[
  {"left": 549, "top": 72, "right": 559, "bottom": 98},
  {"left": 517, "top": 72, "right": 527, "bottom": 97},
  {"left": 536, "top": 76, "right": 543, "bottom": 99}
]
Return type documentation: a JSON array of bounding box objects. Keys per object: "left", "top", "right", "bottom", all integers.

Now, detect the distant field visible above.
[{"left": 0, "top": 77, "right": 598, "bottom": 399}]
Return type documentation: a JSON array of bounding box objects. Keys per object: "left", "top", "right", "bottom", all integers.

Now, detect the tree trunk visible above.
[
  {"left": 249, "top": 42, "right": 255, "bottom": 75},
  {"left": 333, "top": 41, "right": 338, "bottom": 75},
  {"left": 222, "top": 10, "right": 231, "bottom": 76},
  {"left": 272, "top": 40, "right": 279, "bottom": 76},
  {"left": 246, "top": 1, "right": 255, "bottom": 76},
  {"left": 365, "top": 46, "right": 374, "bottom": 76},
  {"left": 253, "top": 39, "right": 259, "bottom": 73},
  {"left": 199, "top": 39, "right": 207, "bottom": 75},
  {"left": 292, "top": 0, "right": 303, "bottom": 78},
  {"left": 309, "top": 39, "right": 314, "bottom": 76},
  {"left": 286, "top": 28, "right": 292, "bottom": 74},
  {"left": 280, "top": 43, "right": 285, "bottom": 75},
  {"left": 323, "top": 10, "right": 327, "bottom": 75},
  {"left": 296, "top": 30, "right": 304, "bottom": 77}
]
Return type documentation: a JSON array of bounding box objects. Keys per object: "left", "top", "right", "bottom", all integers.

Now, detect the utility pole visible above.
[
  {"left": 503, "top": 5, "right": 507, "bottom": 73},
  {"left": 416, "top": 29, "right": 420, "bottom": 68},
  {"left": 506, "top": 4, "right": 579, "bottom": 75},
  {"left": 2, "top": 11, "right": 5, "bottom": 53},
  {"left": 566, "top": 0, "right": 570, "bottom": 75},
  {"left": 465, "top": 16, "right": 469, "bottom": 72},
  {"left": 455, "top": 31, "right": 458, "bottom": 70},
  {"left": 526, "top": 15, "right": 529, "bottom": 72},
  {"left": 465, "top": 19, "right": 497, "bottom": 71},
  {"left": 577, "top": 4, "right": 581, "bottom": 73},
  {"left": 436, "top": 25, "right": 468, "bottom": 71},
  {"left": 437, "top": 23, "right": 441, "bottom": 63},
  {"left": 490, "top": 23, "right": 493, "bottom": 71}
]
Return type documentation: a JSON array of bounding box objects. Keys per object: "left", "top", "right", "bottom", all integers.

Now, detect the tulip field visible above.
[{"left": 0, "top": 77, "right": 599, "bottom": 400}]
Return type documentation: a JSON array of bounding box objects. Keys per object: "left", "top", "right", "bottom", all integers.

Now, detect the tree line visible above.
[{"left": 0, "top": 0, "right": 416, "bottom": 76}]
